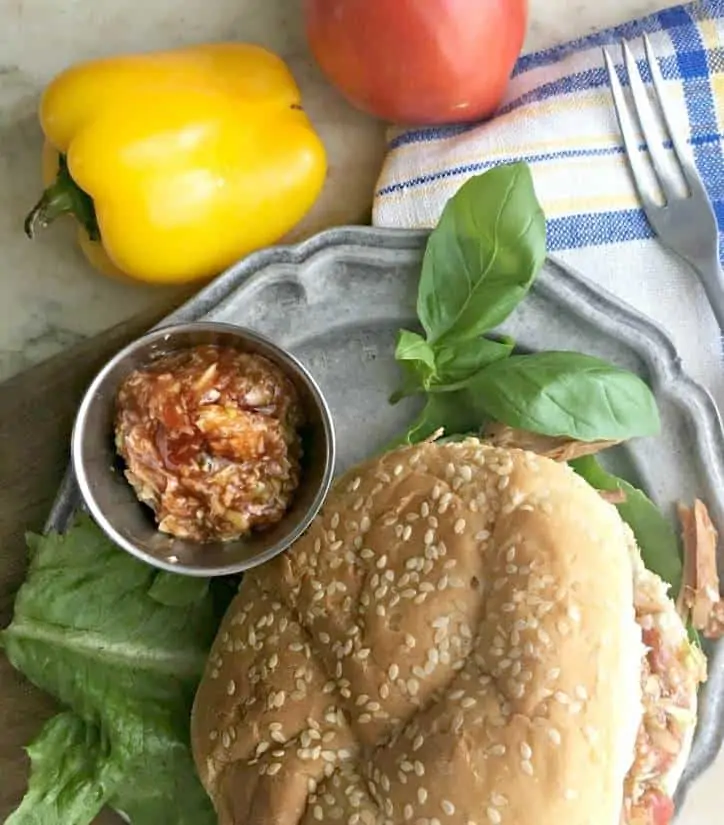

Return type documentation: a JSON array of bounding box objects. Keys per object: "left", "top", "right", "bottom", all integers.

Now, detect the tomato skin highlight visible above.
[
  {"left": 303, "top": 0, "right": 528, "bottom": 125},
  {"left": 648, "top": 789, "right": 675, "bottom": 825}
]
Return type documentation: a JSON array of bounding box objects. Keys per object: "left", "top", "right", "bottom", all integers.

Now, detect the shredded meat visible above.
[
  {"left": 677, "top": 500, "right": 723, "bottom": 638},
  {"left": 483, "top": 422, "right": 620, "bottom": 462},
  {"left": 115, "top": 344, "right": 304, "bottom": 543},
  {"left": 599, "top": 488, "right": 628, "bottom": 505},
  {"left": 624, "top": 574, "right": 707, "bottom": 825},
  {"left": 706, "top": 601, "right": 724, "bottom": 639}
]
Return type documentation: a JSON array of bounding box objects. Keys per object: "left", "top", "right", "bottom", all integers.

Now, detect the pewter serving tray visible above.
[{"left": 47, "top": 227, "right": 724, "bottom": 810}]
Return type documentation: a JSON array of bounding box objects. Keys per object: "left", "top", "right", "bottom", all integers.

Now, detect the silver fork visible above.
[{"left": 603, "top": 35, "right": 724, "bottom": 331}]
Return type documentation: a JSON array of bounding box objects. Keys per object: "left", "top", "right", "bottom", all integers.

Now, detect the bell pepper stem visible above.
[{"left": 24, "top": 154, "right": 100, "bottom": 242}]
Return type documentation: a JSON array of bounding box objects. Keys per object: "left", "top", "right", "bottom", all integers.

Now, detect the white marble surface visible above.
[{"left": 0, "top": 0, "right": 721, "bottom": 818}]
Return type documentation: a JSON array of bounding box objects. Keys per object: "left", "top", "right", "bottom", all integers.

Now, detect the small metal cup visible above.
[{"left": 71, "top": 322, "right": 336, "bottom": 577}]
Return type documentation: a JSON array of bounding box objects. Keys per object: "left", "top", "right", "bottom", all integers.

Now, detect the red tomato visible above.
[
  {"left": 648, "top": 790, "right": 675, "bottom": 825},
  {"left": 303, "top": 0, "right": 528, "bottom": 125}
]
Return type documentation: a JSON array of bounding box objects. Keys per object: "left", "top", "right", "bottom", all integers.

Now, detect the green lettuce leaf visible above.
[
  {"left": 1, "top": 515, "right": 233, "bottom": 825},
  {"left": 570, "top": 455, "right": 683, "bottom": 597}
]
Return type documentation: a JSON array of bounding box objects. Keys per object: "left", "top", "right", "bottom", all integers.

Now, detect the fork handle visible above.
[{"left": 692, "top": 254, "right": 724, "bottom": 334}]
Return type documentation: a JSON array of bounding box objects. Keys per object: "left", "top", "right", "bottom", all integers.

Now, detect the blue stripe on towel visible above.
[
  {"left": 376, "top": 134, "right": 719, "bottom": 198},
  {"left": 667, "top": 3, "right": 724, "bottom": 268},
  {"left": 547, "top": 209, "right": 654, "bottom": 249}
]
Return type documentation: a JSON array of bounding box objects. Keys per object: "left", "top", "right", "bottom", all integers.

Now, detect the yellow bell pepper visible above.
[{"left": 25, "top": 43, "right": 328, "bottom": 285}]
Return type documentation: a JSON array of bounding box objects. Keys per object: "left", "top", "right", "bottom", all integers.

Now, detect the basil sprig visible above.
[{"left": 391, "top": 162, "right": 660, "bottom": 445}]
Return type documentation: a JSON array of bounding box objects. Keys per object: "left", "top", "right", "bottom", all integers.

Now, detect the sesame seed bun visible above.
[{"left": 191, "top": 439, "right": 692, "bottom": 825}]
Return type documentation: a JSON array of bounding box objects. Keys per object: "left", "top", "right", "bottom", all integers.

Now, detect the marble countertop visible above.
[{"left": 0, "top": 0, "right": 721, "bottom": 820}]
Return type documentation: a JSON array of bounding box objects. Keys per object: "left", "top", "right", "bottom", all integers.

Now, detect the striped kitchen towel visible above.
[{"left": 373, "top": 0, "right": 724, "bottom": 413}]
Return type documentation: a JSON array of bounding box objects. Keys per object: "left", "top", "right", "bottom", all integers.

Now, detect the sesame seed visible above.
[
  {"left": 314, "top": 806, "right": 324, "bottom": 821},
  {"left": 404, "top": 804, "right": 414, "bottom": 820},
  {"left": 575, "top": 685, "right": 588, "bottom": 700},
  {"left": 488, "top": 744, "right": 506, "bottom": 756},
  {"left": 521, "top": 759, "right": 534, "bottom": 775},
  {"left": 491, "top": 793, "right": 508, "bottom": 806},
  {"left": 442, "top": 800, "right": 455, "bottom": 816},
  {"left": 454, "top": 518, "right": 466, "bottom": 535},
  {"left": 388, "top": 664, "right": 400, "bottom": 680},
  {"left": 227, "top": 680, "right": 236, "bottom": 696},
  {"left": 413, "top": 734, "right": 425, "bottom": 751},
  {"left": 520, "top": 742, "right": 532, "bottom": 760},
  {"left": 414, "top": 760, "right": 425, "bottom": 776},
  {"left": 568, "top": 605, "right": 582, "bottom": 623},
  {"left": 584, "top": 725, "right": 600, "bottom": 744},
  {"left": 418, "top": 788, "right": 428, "bottom": 804},
  {"left": 267, "top": 762, "right": 282, "bottom": 776},
  {"left": 461, "top": 697, "right": 476, "bottom": 708},
  {"left": 408, "top": 678, "right": 420, "bottom": 696},
  {"left": 548, "top": 728, "right": 562, "bottom": 745},
  {"left": 486, "top": 808, "right": 502, "bottom": 824}
]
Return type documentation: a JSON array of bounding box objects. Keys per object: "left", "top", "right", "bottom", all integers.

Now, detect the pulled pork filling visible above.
[
  {"left": 115, "top": 345, "right": 304, "bottom": 543},
  {"left": 624, "top": 560, "right": 707, "bottom": 825}
]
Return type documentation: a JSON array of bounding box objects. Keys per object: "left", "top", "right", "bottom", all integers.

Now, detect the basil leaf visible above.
[
  {"left": 390, "top": 330, "right": 437, "bottom": 403},
  {"left": 393, "top": 392, "right": 485, "bottom": 448},
  {"left": 469, "top": 352, "right": 660, "bottom": 441},
  {"left": 395, "top": 330, "right": 436, "bottom": 372},
  {"left": 431, "top": 335, "right": 514, "bottom": 387},
  {"left": 417, "top": 163, "right": 546, "bottom": 345},
  {"left": 571, "top": 455, "right": 682, "bottom": 596}
]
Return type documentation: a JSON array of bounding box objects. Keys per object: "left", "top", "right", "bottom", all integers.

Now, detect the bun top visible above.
[{"left": 191, "top": 440, "right": 642, "bottom": 825}]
